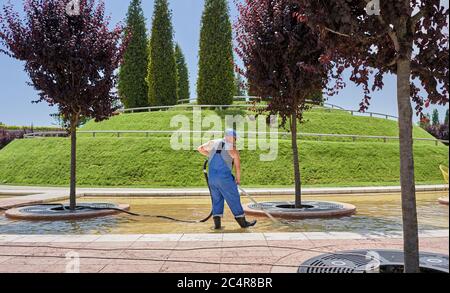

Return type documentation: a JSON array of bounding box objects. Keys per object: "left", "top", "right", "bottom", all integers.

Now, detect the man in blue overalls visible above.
[{"left": 198, "top": 129, "right": 257, "bottom": 229}]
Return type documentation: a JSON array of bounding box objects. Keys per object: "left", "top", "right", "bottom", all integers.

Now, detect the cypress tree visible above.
[
  {"left": 445, "top": 109, "right": 449, "bottom": 126},
  {"left": 118, "top": 0, "right": 149, "bottom": 108},
  {"left": 197, "top": 0, "right": 235, "bottom": 105},
  {"left": 147, "top": 0, "right": 177, "bottom": 106},
  {"left": 432, "top": 109, "right": 440, "bottom": 126},
  {"left": 234, "top": 73, "right": 246, "bottom": 96},
  {"left": 175, "top": 44, "right": 190, "bottom": 102},
  {"left": 309, "top": 90, "right": 324, "bottom": 106}
]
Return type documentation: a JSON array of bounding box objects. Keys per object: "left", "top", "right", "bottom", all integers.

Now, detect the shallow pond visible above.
[{"left": 0, "top": 192, "right": 448, "bottom": 235}]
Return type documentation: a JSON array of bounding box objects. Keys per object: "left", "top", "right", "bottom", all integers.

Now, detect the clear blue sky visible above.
[{"left": 0, "top": 0, "right": 448, "bottom": 127}]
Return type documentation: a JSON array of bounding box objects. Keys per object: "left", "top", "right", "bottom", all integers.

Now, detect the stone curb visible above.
[{"left": 0, "top": 230, "right": 447, "bottom": 243}]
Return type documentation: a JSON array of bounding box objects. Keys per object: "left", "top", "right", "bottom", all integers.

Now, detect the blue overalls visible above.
[{"left": 208, "top": 140, "right": 245, "bottom": 218}]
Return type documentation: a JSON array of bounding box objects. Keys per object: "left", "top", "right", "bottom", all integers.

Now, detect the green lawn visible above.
[
  {"left": 0, "top": 108, "right": 447, "bottom": 188},
  {"left": 0, "top": 137, "right": 447, "bottom": 187}
]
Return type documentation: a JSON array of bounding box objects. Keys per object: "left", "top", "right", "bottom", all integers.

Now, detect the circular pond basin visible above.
[
  {"left": 438, "top": 197, "right": 449, "bottom": 205},
  {"left": 244, "top": 200, "right": 356, "bottom": 219},
  {"left": 5, "top": 203, "right": 130, "bottom": 221}
]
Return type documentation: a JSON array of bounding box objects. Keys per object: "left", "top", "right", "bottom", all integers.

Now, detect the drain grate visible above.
[
  {"left": 298, "top": 249, "right": 449, "bottom": 273},
  {"left": 247, "top": 201, "right": 344, "bottom": 212}
]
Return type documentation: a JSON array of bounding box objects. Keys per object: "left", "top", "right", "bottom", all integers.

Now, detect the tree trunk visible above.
[
  {"left": 290, "top": 111, "right": 302, "bottom": 208},
  {"left": 69, "top": 119, "right": 77, "bottom": 211},
  {"left": 396, "top": 57, "right": 420, "bottom": 273}
]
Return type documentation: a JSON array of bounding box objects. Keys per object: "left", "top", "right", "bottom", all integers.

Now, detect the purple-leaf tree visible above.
[
  {"left": 0, "top": 0, "right": 127, "bottom": 210},
  {"left": 235, "top": 0, "right": 333, "bottom": 208},
  {"left": 294, "top": 0, "right": 449, "bottom": 272}
]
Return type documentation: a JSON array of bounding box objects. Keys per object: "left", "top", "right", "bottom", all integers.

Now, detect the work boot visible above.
[
  {"left": 235, "top": 216, "right": 257, "bottom": 228},
  {"left": 213, "top": 216, "right": 222, "bottom": 230}
]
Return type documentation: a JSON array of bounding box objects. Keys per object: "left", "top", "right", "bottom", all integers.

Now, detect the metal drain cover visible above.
[
  {"left": 247, "top": 201, "right": 344, "bottom": 212},
  {"left": 298, "top": 249, "right": 449, "bottom": 273},
  {"left": 244, "top": 200, "right": 356, "bottom": 219},
  {"left": 18, "top": 203, "right": 118, "bottom": 215}
]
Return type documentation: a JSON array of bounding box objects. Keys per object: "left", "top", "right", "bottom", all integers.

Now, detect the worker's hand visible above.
[{"left": 236, "top": 177, "right": 241, "bottom": 186}]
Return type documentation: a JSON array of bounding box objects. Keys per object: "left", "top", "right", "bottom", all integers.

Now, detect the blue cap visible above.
[{"left": 224, "top": 128, "right": 238, "bottom": 138}]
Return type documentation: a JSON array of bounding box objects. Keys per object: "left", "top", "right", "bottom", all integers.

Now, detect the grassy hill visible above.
[{"left": 0, "top": 108, "right": 447, "bottom": 187}]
